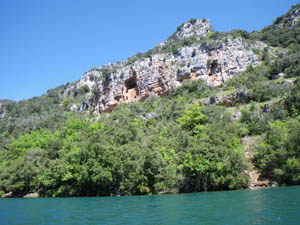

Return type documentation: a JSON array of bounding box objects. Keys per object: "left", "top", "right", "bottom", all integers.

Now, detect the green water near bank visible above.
[{"left": 0, "top": 186, "right": 300, "bottom": 225}]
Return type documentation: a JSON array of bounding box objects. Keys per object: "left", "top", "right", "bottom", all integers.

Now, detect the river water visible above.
[{"left": 0, "top": 186, "right": 299, "bottom": 225}]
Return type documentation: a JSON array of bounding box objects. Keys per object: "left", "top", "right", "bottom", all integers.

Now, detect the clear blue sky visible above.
[{"left": 0, "top": 0, "right": 298, "bottom": 101}]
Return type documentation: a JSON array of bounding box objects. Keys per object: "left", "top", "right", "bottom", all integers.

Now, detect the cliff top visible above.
[
  {"left": 168, "top": 18, "right": 213, "bottom": 42},
  {"left": 274, "top": 3, "right": 300, "bottom": 28}
]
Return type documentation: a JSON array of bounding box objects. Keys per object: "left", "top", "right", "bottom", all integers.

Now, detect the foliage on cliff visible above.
[
  {"left": 0, "top": 84, "right": 250, "bottom": 196},
  {"left": 1, "top": 4, "right": 300, "bottom": 197}
]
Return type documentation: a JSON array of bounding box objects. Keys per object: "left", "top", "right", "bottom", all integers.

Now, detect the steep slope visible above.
[
  {"left": 250, "top": 4, "right": 300, "bottom": 48},
  {"left": 1, "top": 4, "right": 300, "bottom": 197},
  {"left": 274, "top": 4, "right": 300, "bottom": 28},
  {"left": 65, "top": 19, "right": 264, "bottom": 114}
]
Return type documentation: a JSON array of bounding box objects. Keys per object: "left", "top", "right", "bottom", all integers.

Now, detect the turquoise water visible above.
[{"left": 0, "top": 186, "right": 300, "bottom": 225}]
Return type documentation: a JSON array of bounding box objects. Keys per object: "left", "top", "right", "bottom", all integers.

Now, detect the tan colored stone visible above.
[{"left": 23, "top": 192, "right": 39, "bottom": 198}]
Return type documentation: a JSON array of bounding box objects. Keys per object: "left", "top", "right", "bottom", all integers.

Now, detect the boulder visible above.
[
  {"left": 23, "top": 192, "right": 39, "bottom": 198},
  {"left": 4, "top": 192, "right": 13, "bottom": 198}
]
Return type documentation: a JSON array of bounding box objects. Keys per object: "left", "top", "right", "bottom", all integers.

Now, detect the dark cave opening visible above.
[
  {"left": 208, "top": 59, "right": 219, "bottom": 75},
  {"left": 125, "top": 76, "right": 137, "bottom": 90}
]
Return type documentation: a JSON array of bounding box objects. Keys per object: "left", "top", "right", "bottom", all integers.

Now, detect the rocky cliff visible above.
[
  {"left": 0, "top": 100, "right": 15, "bottom": 121},
  {"left": 66, "top": 19, "right": 265, "bottom": 114},
  {"left": 0, "top": 104, "right": 5, "bottom": 121},
  {"left": 275, "top": 4, "right": 300, "bottom": 28}
]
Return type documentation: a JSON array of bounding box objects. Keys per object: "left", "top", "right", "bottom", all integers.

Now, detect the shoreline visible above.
[{"left": 2, "top": 185, "right": 282, "bottom": 199}]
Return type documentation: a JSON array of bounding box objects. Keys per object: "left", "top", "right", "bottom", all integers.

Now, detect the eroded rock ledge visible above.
[{"left": 66, "top": 19, "right": 264, "bottom": 114}]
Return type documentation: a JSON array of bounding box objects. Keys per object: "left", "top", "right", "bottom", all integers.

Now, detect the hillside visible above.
[
  {"left": 64, "top": 19, "right": 262, "bottom": 114},
  {"left": 1, "top": 4, "right": 300, "bottom": 197}
]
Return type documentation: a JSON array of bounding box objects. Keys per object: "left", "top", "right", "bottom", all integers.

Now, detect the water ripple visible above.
[{"left": 0, "top": 186, "right": 300, "bottom": 225}]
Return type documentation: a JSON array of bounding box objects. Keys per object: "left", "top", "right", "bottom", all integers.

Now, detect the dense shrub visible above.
[
  {"left": 285, "top": 78, "right": 300, "bottom": 116},
  {"left": 1, "top": 4, "right": 300, "bottom": 197},
  {"left": 253, "top": 119, "right": 300, "bottom": 185}
]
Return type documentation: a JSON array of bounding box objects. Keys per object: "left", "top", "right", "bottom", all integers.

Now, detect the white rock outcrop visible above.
[{"left": 67, "top": 19, "right": 264, "bottom": 114}]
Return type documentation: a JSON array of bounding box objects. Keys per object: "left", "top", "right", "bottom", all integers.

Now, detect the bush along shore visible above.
[{"left": 1, "top": 4, "right": 300, "bottom": 197}]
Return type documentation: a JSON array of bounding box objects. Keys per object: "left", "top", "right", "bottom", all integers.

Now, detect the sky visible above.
[{"left": 0, "top": 0, "right": 299, "bottom": 101}]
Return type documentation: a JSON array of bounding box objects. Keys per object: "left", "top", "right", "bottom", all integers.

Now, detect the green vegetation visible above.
[
  {"left": 0, "top": 87, "right": 251, "bottom": 196},
  {"left": 253, "top": 119, "right": 300, "bottom": 185},
  {"left": 123, "top": 25, "right": 253, "bottom": 66},
  {"left": 1, "top": 4, "right": 300, "bottom": 197}
]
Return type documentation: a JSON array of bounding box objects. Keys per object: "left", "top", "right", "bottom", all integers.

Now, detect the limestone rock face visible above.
[
  {"left": 68, "top": 19, "right": 264, "bottom": 114},
  {"left": 276, "top": 5, "right": 300, "bottom": 28},
  {"left": 0, "top": 104, "right": 5, "bottom": 121},
  {"left": 0, "top": 100, "right": 15, "bottom": 121},
  {"left": 169, "top": 18, "right": 213, "bottom": 41},
  {"left": 200, "top": 90, "right": 248, "bottom": 107},
  {"left": 289, "top": 6, "right": 300, "bottom": 27}
]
